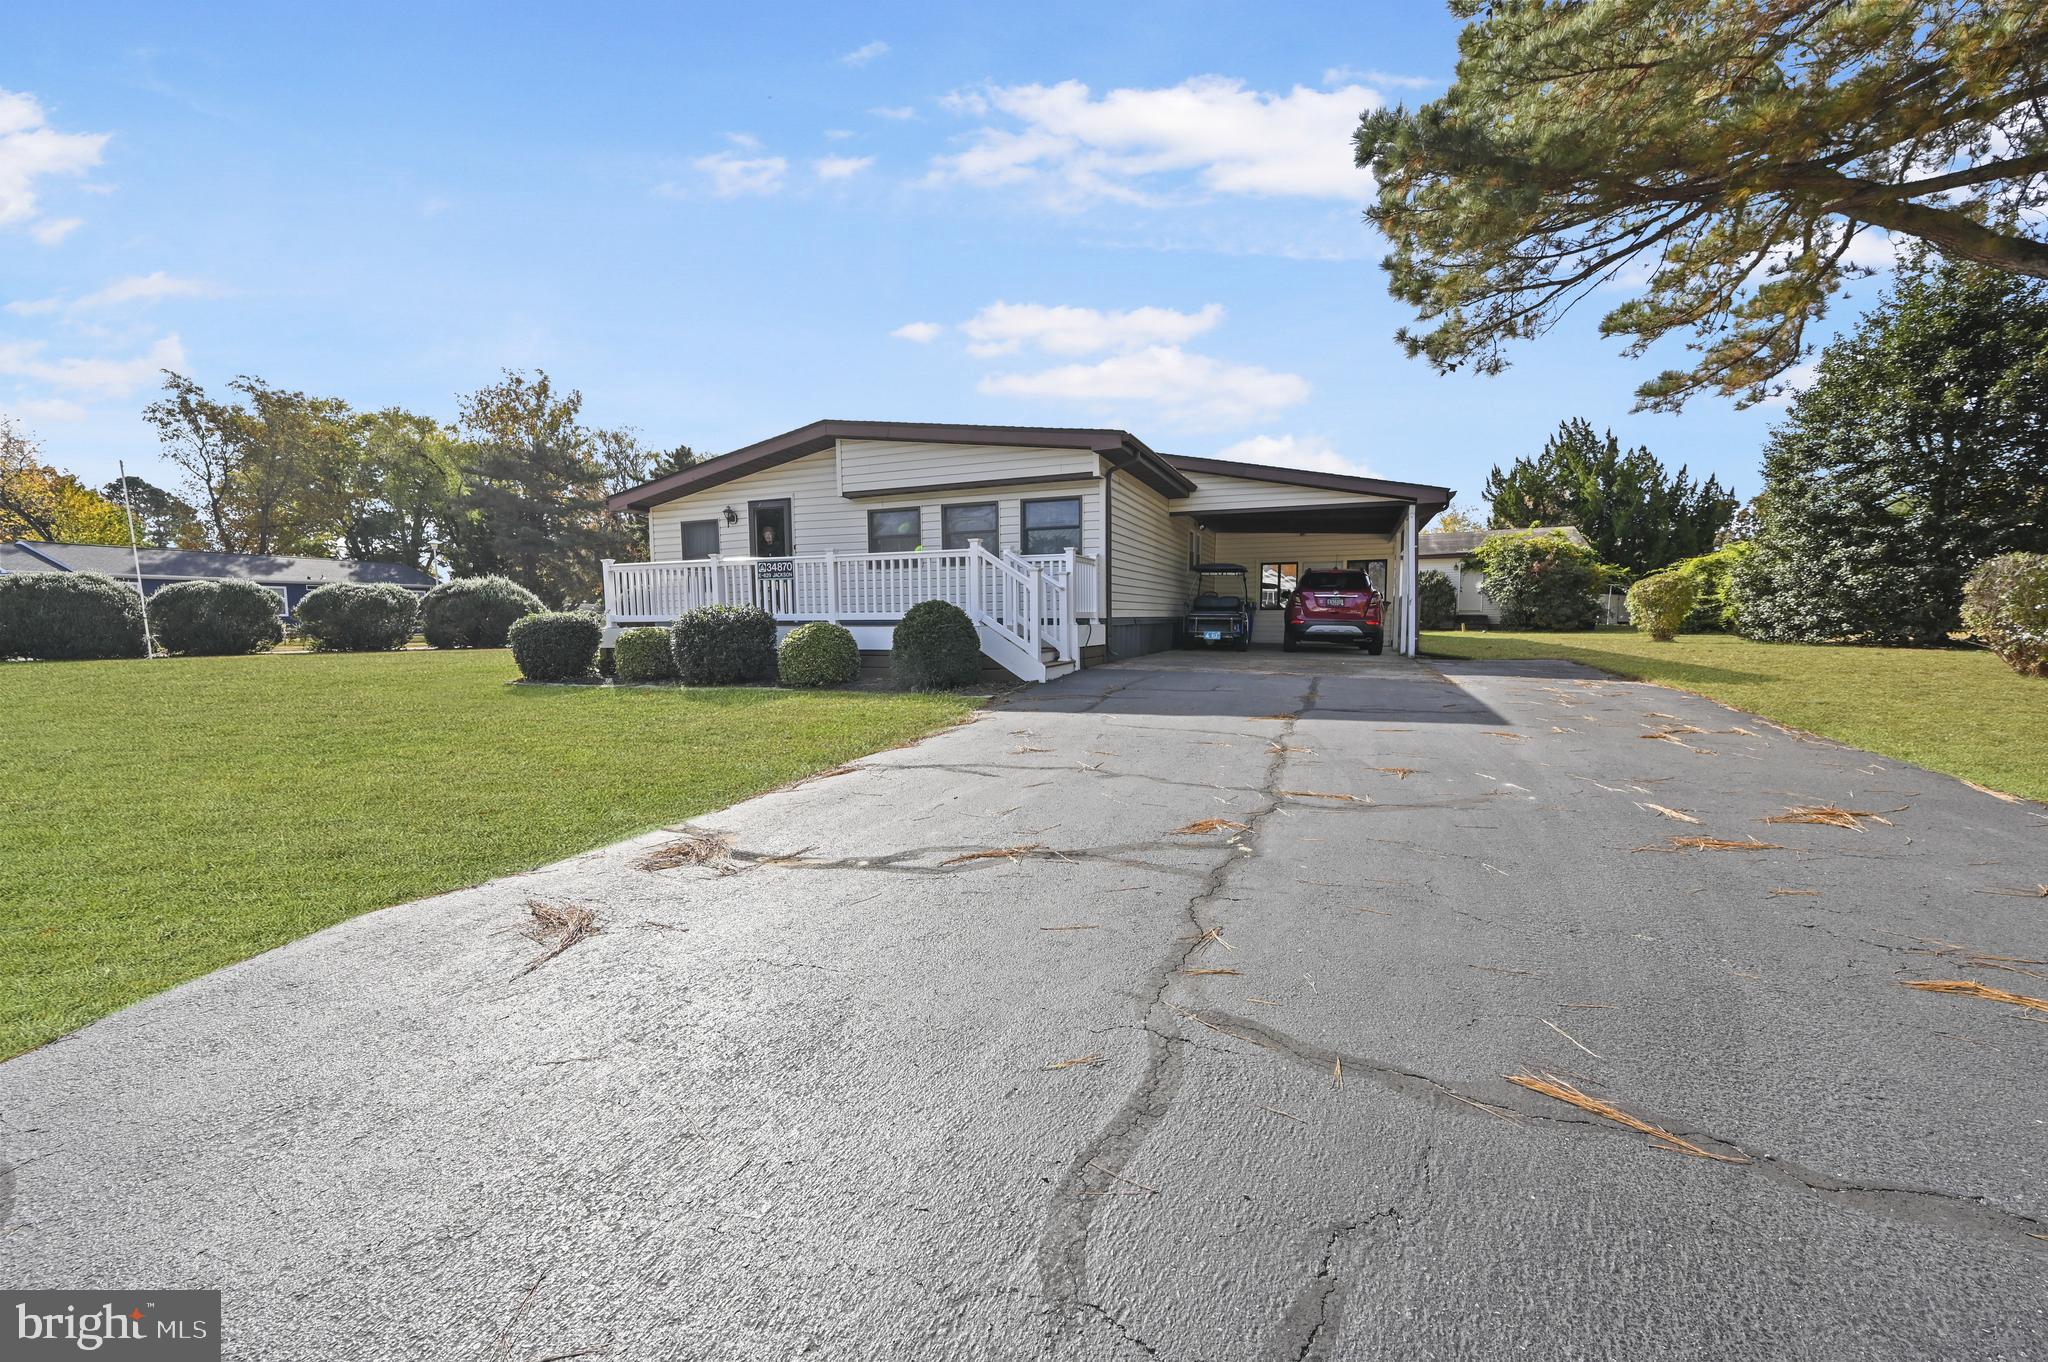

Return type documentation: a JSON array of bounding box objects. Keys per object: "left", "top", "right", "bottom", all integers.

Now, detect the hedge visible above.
[
  {"left": 1625, "top": 572, "right": 1698, "bottom": 642},
  {"left": 294, "top": 583, "right": 419, "bottom": 652},
  {"left": 421, "top": 576, "right": 542, "bottom": 648},
  {"left": 1962, "top": 553, "right": 2048, "bottom": 678},
  {"left": 1417, "top": 570, "right": 1458, "bottom": 630},
  {"left": 614, "top": 626, "right": 678, "bottom": 683},
  {"left": 0, "top": 572, "right": 147, "bottom": 661},
  {"left": 149, "top": 579, "right": 285, "bottom": 656},
  {"left": 671, "top": 604, "right": 777, "bottom": 685},
  {"left": 891, "top": 599, "right": 981, "bottom": 689},
  {"left": 1469, "top": 531, "right": 1608, "bottom": 631},
  {"left": 508, "top": 611, "right": 603, "bottom": 682},
  {"left": 779, "top": 621, "right": 860, "bottom": 688}
]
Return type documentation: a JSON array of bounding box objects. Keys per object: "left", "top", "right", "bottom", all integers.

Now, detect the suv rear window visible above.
[{"left": 1298, "top": 570, "right": 1373, "bottom": 593}]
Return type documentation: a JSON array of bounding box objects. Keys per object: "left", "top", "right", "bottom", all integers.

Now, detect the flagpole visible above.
[{"left": 117, "top": 460, "right": 155, "bottom": 659}]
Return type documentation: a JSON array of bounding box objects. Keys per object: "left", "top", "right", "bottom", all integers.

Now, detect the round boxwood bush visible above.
[
  {"left": 148, "top": 579, "right": 285, "bottom": 656},
  {"left": 779, "top": 621, "right": 860, "bottom": 688},
  {"left": 1417, "top": 569, "right": 1458, "bottom": 630},
  {"left": 294, "top": 582, "right": 419, "bottom": 652},
  {"left": 1470, "top": 531, "right": 1609, "bottom": 631},
  {"left": 1626, "top": 571, "right": 1698, "bottom": 642},
  {"left": 891, "top": 599, "right": 981, "bottom": 690},
  {"left": 614, "top": 626, "right": 678, "bottom": 683},
  {"left": 1962, "top": 552, "right": 2048, "bottom": 678},
  {"left": 670, "top": 604, "right": 777, "bottom": 685},
  {"left": 421, "top": 575, "right": 542, "bottom": 648},
  {"left": 0, "top": 571, "right": 146, "bottom": 661},
  {"left": 508, "top": 611, "right": 602, "bottom": 682}
]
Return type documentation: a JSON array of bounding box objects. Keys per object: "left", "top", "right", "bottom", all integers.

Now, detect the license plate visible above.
[{"left": 1202, "top": 631, "right": 1221, "bottom": 641}]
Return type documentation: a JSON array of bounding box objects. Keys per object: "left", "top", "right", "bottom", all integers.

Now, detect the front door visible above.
[{"left": 750, "top": 499, "right": 792, "bottom": 558}]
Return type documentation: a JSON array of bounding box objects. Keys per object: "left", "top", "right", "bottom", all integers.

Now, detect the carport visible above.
[{"left": 1163, "top": 456, "right": 1453, "bottom": 657}]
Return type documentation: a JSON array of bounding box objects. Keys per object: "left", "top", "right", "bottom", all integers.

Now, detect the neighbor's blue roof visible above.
[{"left": 0, "top": 541, "right": 435, "bottom": 587}]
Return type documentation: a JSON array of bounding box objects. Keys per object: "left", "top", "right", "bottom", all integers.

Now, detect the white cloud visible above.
[
  {"left": 932, "top": 76, "right": 1380, "bottom": 206},
  {"left": 1321, "top": 66, "right": 1437, "bottom": 91},
  {"left": 824, "top": 128, "right": 856, "bottom": 141},
  {"left": 870, "top": 105, "right": 917, "bottom": 121},
  {"left": 724, "top": 131, "right": 764, "bottom": 151},
  {"left": 1215, "top": 433, "right": 1378, "bottom": 478},
  {"left": 693, "top": 151, "right": 789, "bottom": 197},
  {"left": 978, "top": 345, "right": 1308, "bottom": 425},
  {"left": 10, "top": 396, "right": 87, "bottom": 423},
  {"left": 8, "top": 271, "right": 216, "bottom": 316},
  {"left": 839, "top": 40, "right": 890, "bottom": 67},
  {"left": 959, "top": 301, "right": 1224, "bottom": 357},
  {"left": 0, "top": 333, "right": 187, "bottom": 398},
  {"left": 30, "top": 215, "right": 82, "bottom": 245},
  {"left": 891, "top": 321, "right": 944, "bottom": 343},
  {"left": 76, "top": 271, "right": 215, "bottom": 308},
  {"left": 0, "top": 89, "right": 109, "bottom": 232},
  {"left": 814, "top": 154, "right": 875, "bottom": 181}
]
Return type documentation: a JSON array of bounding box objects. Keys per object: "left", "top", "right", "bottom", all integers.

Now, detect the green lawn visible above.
[
  {"left": 0, "top": 651, "right": 975, "bottom": 1056},
  {"left": 1423, "top": 628, "right": 2048, "bottom": 803}
]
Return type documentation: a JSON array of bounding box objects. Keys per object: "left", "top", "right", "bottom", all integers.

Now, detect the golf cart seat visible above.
[{"left": 1193, "top": 592, "right": 1243, "bottom": 611}]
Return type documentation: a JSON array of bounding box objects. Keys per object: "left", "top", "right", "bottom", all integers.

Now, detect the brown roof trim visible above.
[
  {"left": 609, "top": 420, "right": 1193, "bottom": 511},
  {"left": 841, "top": 470, "right": 1101, "bottom": 500},
  {"left": 1162, "top": 453, "right": 1454, "bottom": 509}
]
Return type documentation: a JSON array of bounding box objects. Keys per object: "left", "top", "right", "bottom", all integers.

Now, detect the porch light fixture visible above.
[{"left": 722, "top": 506, "right": 739, "bottom": 526}]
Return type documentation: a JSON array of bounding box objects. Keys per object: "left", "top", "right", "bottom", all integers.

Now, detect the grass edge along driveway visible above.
[
  {"left": 1423, "top": 628, "right": 2048, "bottom": 805},
  {"left": 1, "top": 650, "right": 976, "bottom": 1057}
]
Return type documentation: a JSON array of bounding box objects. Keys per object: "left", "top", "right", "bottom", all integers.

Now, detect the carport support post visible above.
[{"left": 1403, "top": 502, "right": 1419, "bottom": 656}]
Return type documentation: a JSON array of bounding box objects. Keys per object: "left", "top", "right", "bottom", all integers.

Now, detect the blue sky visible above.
[{"left": 2, "top": 1, "right": 1898, "bottom": 509}]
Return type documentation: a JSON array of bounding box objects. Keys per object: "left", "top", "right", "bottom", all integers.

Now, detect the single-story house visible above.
[
  {"left": 1416, "top": 525, "right": 1593, "bottom": 625},
  {"left": 605, "top": 420, "right": 1454, "bottom": 682},
  {"left": 0, "top": 541, "right": 436, "bottom": 619}
]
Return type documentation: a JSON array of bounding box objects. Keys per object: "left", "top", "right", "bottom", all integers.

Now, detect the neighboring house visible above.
[
  {"left": 1415, "top": 525, "right": 1592, "bottom": 624},
  {"left": 605, "top": 420, "right": 1454, "bottom": 682},
  {"left": 0, "top": 541, "right": 436, "bottom": 619}
]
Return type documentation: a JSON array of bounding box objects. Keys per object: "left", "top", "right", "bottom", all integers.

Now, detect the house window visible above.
[
  {"left": 1346, "top": 558, "right": 1389, "bottom": 595},
  {"left": 1020, "top": 497, "right": 1082, "bottom": 555},
  {"left": 678, "top": 519, "right": 719, "bottom": 559},
  {"left": 941, "top": 502, "right": 999, "bottom": 551},
  {"left": 867, "top": 507, "right": 921, "bottom": 553},
  {"left": 1258, "top": 562, "right": 1300, "bottom": 609}
]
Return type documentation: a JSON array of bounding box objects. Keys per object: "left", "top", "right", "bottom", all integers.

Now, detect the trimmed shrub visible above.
[
  {"left": 1673, "top": 543, "right": 1750, "bottom": 633},
  {"left": 1417, "top": 570, "right": 1458, "bottom": 630},
  {"left": 891, "top": 599, "right": 981, "bottom": 690},
  {"left": 0, "top": 571, "right": 146, "bottom": 661},
  {"left": 779, "top": 621, "right": 860, "bottom": 688},
  {"left": 149, "top": 579, "right": 285, "bottom": 656},
  {"left": 615, "top": 626, "right": 678, "bottom": 683},
  {"left": 670, "top": 604, "right": 777, "bottom": 685},
  {"left": 1626, "top": 571, "right": 1698, "bottom": 642},
  {"left": 421, "top": 575, "right": 542, "bottom": 648},
  {"left": 1470, "top": 531, "right": 1609, "bottom": 631},
  {"left": 294, "top": 582, "right": 419, "bottom": 652},
  {"left": 508, "top": 611, "right": 602, "bottom": 682},
  {"left": 1962, "top": 553, "right": 2048, "bottom": 678}
]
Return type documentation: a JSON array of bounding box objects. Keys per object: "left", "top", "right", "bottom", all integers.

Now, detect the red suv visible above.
[{"left": 1283, "top": 569, "right": 1384, "bottom": 654}]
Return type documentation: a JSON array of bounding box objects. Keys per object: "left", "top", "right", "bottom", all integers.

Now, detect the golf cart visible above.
[{"left": 1182, "top": 563, "right": 1253, "bottom": 651}]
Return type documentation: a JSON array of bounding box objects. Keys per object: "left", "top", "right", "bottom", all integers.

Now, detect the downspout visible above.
[{"left": 1101, "top": 464, "right": 1115, "bottom": 657}]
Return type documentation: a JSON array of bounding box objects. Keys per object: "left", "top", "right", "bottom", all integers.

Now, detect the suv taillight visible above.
[{"left": 1365, "top": 598, "right": 1382, "bottom": 625}]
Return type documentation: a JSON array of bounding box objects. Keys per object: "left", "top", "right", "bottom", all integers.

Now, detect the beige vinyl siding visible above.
[
  {"left": 644, "top": 450, "right": 1104, "bottom": 571},
  {"left": 1210, "top": 531, "right": 1400, "bottom": 645},
  {"left": 836, "top": 439, "right": 1098, "bottom": 496},
  {"left": 1175, "top": 471, "right": 1404, "bottom": 516},
  {"left": 1107, "top": 470, "right": 1187, "bottom": 617}
]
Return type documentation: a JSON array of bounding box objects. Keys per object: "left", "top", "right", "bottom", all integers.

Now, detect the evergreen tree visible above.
[
  {"left": 1736, "top": 256, "right": 2048, "bottom": 644},
  {"left": 1484, "top": 420, "right": 1735, "bottom": 574}
]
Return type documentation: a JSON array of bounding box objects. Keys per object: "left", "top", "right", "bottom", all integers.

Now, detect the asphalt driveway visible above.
[{"left": 6, "top": 650, "right": 2045, "bottom": 1360}]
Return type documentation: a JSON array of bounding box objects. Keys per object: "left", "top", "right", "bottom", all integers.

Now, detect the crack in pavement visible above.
[
  {"left": 1034, "top": 677, "right": 1319, "bottom": 1343},
  {"left": 1184, "top": 1006, "right": 2048, "bottom": 1250},
  {"left": 1275, "top": 1209, "right": 1402, "bottom": 1362}
]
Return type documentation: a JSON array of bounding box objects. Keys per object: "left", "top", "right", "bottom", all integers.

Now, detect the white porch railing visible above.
[{"left": 603, "top": 543, "right": 1096, "bottom": 682}]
